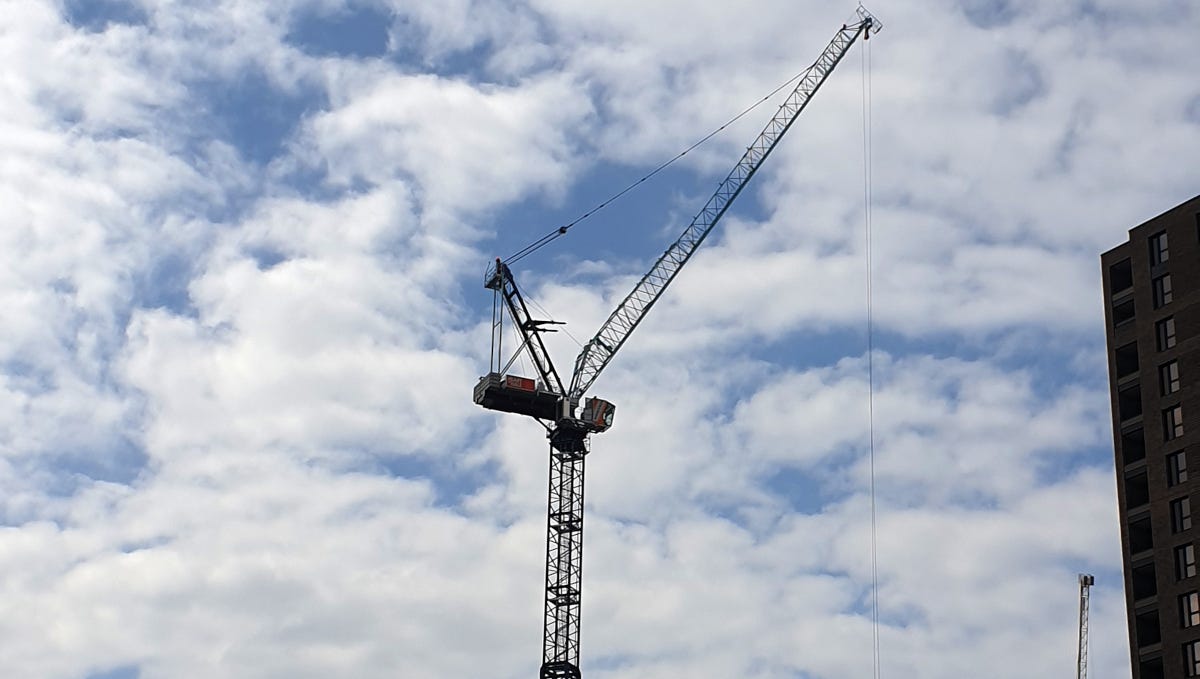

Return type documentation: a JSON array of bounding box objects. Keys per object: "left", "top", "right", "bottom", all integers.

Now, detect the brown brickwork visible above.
[{"left": 1104, "top": 195, "right": 1200, "bottom": 679}]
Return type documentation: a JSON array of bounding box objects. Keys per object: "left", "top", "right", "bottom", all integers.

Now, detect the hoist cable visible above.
[
  {"left": 503, "top": 65, "right": 822, "bottom": 266},
  {"left": 862, "top": 34, "right": 881, "bottom": 679}
]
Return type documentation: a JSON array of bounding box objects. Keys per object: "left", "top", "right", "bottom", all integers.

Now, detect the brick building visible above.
[{"left": 1104, "top": 194, "right": 1200, "bottom": 679}]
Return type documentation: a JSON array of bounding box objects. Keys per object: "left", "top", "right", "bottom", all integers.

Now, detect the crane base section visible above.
[{"left": 474, "top": 372, "right": 562, "bottom": 421}]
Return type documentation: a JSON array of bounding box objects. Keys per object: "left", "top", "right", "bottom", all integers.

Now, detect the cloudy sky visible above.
[{"left": 3, "top": 1, "right": 1200, "bottom": 677}]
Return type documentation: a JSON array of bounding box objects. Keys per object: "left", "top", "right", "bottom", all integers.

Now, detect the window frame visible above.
[
  {"left": 1183, "top": 591, "right": 1200, "bottom": 628},
  {"left": 1162, "top": 360, "right": 1182, "bottom": 396},
  {"left": 1154, "top": 274, "right": 1174, "bottom": 308},
  {"left": 1169, "top": 450, "right": 1189, "bottom": 487},
  {"left": 1174, "top": 496, "right": 1194, "bottom": 533},
  {"left": 1150, "top": 230, "right": 1169, "bottom": 265},
  {"left": 1158, "top": 317, "right": 1177, "bottom": 351},
  {"left": 1166, "top": 405, "right": 1185, "bottom": 441},
  {"left": 1179, "top": 543, "right": 1198, "bottom": 580},
  {"left": 1187, "top": 639, "right": 1200, "bottom": 678}
]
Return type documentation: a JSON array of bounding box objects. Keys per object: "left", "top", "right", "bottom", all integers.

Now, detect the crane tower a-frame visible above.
[{"left": 473, "top": 9, "right": 881, "bottom": 678}]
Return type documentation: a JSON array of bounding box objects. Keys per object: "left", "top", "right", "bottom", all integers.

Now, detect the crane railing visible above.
[{"left": 567, "top": 8, "right": 879, "bottom": 405}]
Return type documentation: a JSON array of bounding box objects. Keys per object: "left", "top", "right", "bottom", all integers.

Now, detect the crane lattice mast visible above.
[
  {"left": 473, "top": 9, "right": 881, "bottom": 678},
  {"left": 1077, "top": 573, "right": 1094, "bottom": 679}
]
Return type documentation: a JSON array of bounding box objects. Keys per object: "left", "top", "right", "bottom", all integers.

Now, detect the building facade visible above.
[{"left": 1104, "top": 194, "right": 1200, "bottom": 679}]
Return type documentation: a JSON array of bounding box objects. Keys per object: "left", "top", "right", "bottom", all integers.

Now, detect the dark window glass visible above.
[
  {"left": 1170, "top": 451, "right": 1189, "bottom": 486},
  {"left": 1138, "top": 610, "right": 1162, "bottom": 648},
  {"left": 1127, "top": 471, "right": 1150, "bottom": 507},
  {"left": 1117, "top": 342, "right": 1140, "bottom": 377},
  {"left": 1132, "top": 516, "right": 1155, "bottom": 552},
  {"left": 1141, "top": 656, "right": 1164, "bottom": 679},
  {"left": 1113, "top": 299, "right": 1135, "bottom": 325},
  {"left": 1111, "top": 257, "right": 1134, "bottom": 292},
  {"left": 1174, "top": 497, "right": 1194, "bottom": 533},
  {"left": 1162, "top": 361, "right": 1182, "bottom": 395},
  {"left": 1154, "top": 274, "right": 1174, "bottom": 308},
  {"left": 1124, "top": 428, "right": 1147, "bottom": 463},
  {"left": 1120, "top": 384, "right": 1143, "bottom": 421},
  {"left": 1166, "top": 405, "right": 1185, "bottom": 441},
  {"left": 1150, "top": 230, "right": 1169, "bottom": 265},
  {"left": 1179, "top": 544, "right": 1198, "bottom": 580},
  {"left": 1134, "top": 562, "right": 1158, "bottom": 599}
]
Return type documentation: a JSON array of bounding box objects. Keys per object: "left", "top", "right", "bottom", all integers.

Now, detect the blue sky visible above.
[{"left": 2, "top": 1, "right": 1199, "bottom": 678}]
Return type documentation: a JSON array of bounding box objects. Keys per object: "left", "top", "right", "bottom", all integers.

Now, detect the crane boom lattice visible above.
[{"left": 568, "top": 9, "right": 879, "bottom": 405}]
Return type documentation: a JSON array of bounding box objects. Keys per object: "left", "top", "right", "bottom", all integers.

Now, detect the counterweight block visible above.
[{"left": 473, "top": 372, "right": 562, "bottom": 421}]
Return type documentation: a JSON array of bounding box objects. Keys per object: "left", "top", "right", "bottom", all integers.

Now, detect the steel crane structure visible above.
[
  {"left": 473, "top": 9, "right": 880, "bottom": 678},
  {"left": 1077, "top": 573, "right": 1094, "bottom": 679}
]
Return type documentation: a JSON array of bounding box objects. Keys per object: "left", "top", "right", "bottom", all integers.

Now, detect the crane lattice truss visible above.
[
  {"left": 473, "top": 9, "right": 880, "bottom": 679},
  {"left": 1077, "top": 573, "right": 1094, "bottom": 679}
]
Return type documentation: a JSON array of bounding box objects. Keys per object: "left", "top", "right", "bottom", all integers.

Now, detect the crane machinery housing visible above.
[{"left": 473, "top": 9, "right": 881, "bottom": 678}]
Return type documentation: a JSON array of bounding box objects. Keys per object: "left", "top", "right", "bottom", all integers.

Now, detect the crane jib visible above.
[{"left": 567, "top": 10, "right": 879, "bottom": 404}]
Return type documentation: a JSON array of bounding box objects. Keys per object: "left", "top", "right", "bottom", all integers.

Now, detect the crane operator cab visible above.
[{"left": 580, "top": 397, "right": 615, "bottom": 433}]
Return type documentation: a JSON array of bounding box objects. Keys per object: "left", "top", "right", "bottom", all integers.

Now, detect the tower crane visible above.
[
  {"left": 473, "top": 9, "right": 880, "bottom": 678},
  {"left": 1077, "top": 573, "right": 1094, "bottom": 679}
]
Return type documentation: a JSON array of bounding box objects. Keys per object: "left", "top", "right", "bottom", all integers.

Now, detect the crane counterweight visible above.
[{"left": 473, "top": 372, "right": 563, "bottom": 421}]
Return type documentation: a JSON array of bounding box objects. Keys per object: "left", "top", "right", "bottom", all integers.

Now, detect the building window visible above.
[
  {"left": 1132, "top": 515, "right": 1155, "bottom": 552},
  {"left": 1127, "top": 471, "right": 1150, "bottom": 508},
  {"left": 1183, "top": 591, "right": 1200, "bottom": 627},
  {"left": 1124, "top": 427, "right": 1147, "bottom": 463},
  {"left": 1111, "top": 257, "right": 1134, "bottom": 292},
  {"left": 1150, "top": 230, "right": 1169, "bottom": 265},
  {"left": 1117, "top": 342, "right": 1140, "bottom": 377},
  {"left": 1170, "top": 451, "right": 1189, "bottom": 486},
  {"left": 1187, "top": 639, "right": 1200, "bottom": 678},
  {"left": 1174, "top": 497, "right": 1193, "bottom": 533},
  {"left": 1162, "top": 361, "right": 1182, "bottom": 395},
  {"left": 1113, "top": 298, "right": 1135, "bottom": 325},
  {"left": 1166, "top": 405, "right": 1185, "bottom": 441},
  {"left": 1138, "top": 610, "right": 1163, "bottom": 648},
  {"left": 1134, "top": 562, "right": 1158, "bottom": 599},
  {"left": 1158, "top": 317, "right": 1177, "bottom": 351},
  {"left": 1141, "top": 656, "right": 1164, "bottom": 679},
  {"left": 1154, "top": 274, "right": 1174, "bottom": 308},
  {"left": 1179, "top": 544, "right": 1198, "bottom": 580},
  {"left": 1119, "top": 384, "right": 1143, "bottom": 421}
]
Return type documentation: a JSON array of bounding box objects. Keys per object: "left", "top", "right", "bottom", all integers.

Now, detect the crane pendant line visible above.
[{"left": 473, "top": 9, "right": 880, "bottom": 679}]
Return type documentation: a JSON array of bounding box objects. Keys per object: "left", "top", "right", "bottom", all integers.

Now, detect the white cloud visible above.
[
  {"left": 0, "top": 1, "right": 1193, "bottom": 678},
  {"left": 296, "top": 70, "right": 593, "bottom": 218}
]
